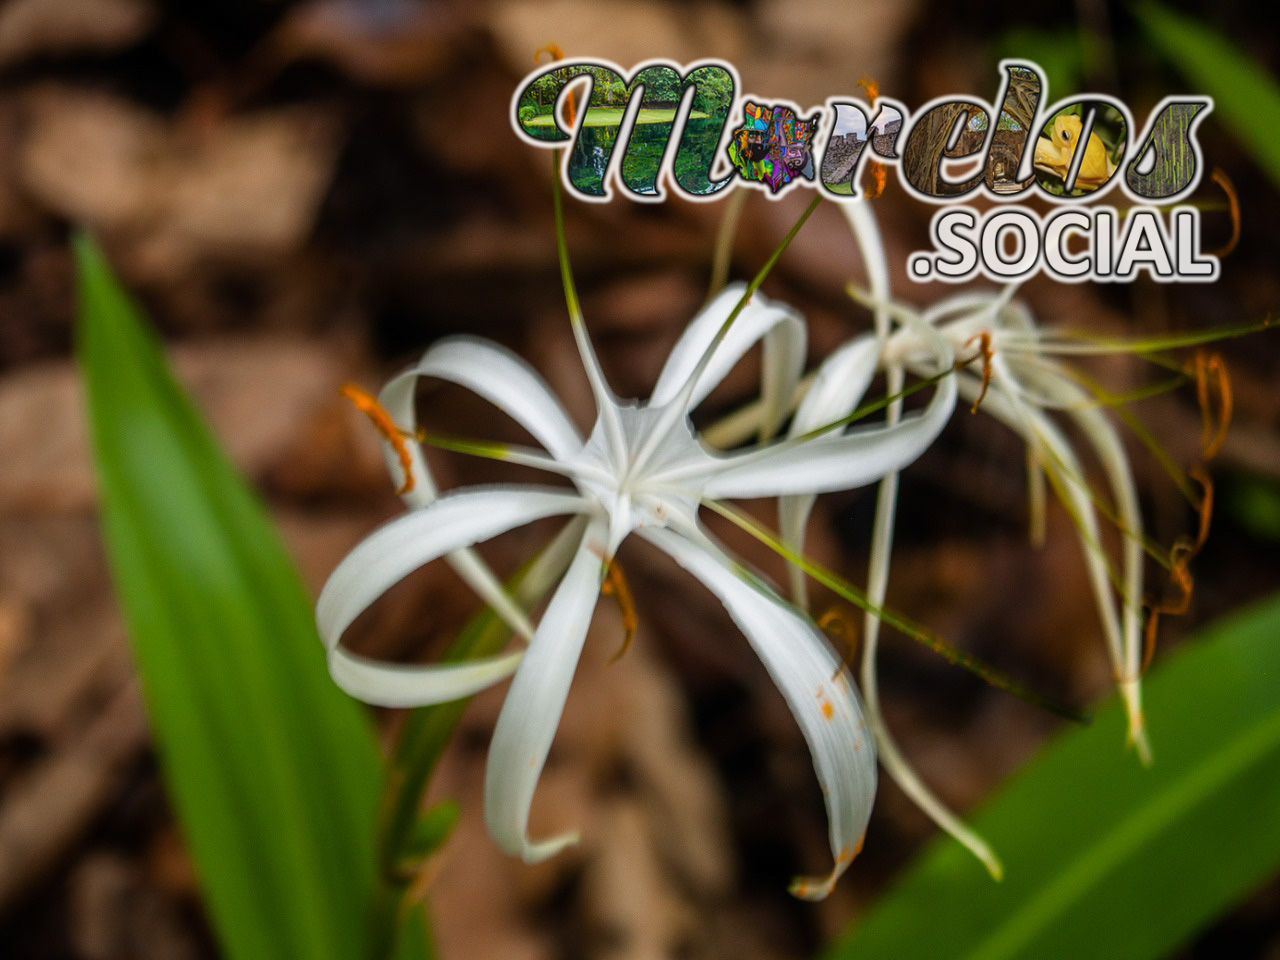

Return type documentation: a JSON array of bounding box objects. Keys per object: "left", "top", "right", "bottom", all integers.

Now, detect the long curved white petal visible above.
[
  {"left": 968, "top": 379, "right": 1128, "bottom": 681},
  {"left": 700, "top": 369, "right": 956, "bottom": 499},
  {"left": 788, "top": 334, "right": 883, "bottom": 439},
  {"left": 316, "top": 486, "right": 586, "bottom": 699},
  {"left": 330, "top": 649, "right": 525, "bottom": 708},
  {"left": 376, "top": 343, "right": 584, "bottom": 637},
  {"left": 484, "top": 519, "right": 607, "bottom": 862},
  {"left": 650, "top": 283, "right": 806, "bottom": 428},
  {"left": 780, "top": 334, "right": 883, "bottom": 603},
  {"left": 385, "top": 336, "right": 584, "bottom": 463},
  {"left": 643, "top": 526, "right": 876, "bottom": 901},
  {"left": 840, "top": 202, "right": 891, "bottom": 340},
  {"left": 332, "top": 514, "right": 592, "bottom": 710},
  {"left": 1018, "top": 364, "right": 1149, "bottom": 762}
]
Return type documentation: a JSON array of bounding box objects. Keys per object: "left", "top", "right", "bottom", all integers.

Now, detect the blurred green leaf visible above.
[
  {"left": 379, "top": 600, "right": 513, "bottom": 877},
  {"left": 1227, "top": 474, "right": 1280, "bottom": 541},
  {"left": 823, "top": 592, "right": 1280, "bottom": 960},
  {"left": 393, "top": 904, "right": 436, "bottom": 960},
  {"left": 1135, "top": 1, "right": 1280, "bottom": 189},
  {"left": 76, "top": 234, "right": 386, "bottom": 960},
  {"left": 401, "top": 800, "right": 461, "bottom": 867}
]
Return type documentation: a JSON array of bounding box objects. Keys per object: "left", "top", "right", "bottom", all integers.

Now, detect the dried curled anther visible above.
[
  {"left": 1192, "top": 350, "right": 1232, "bottom": 461},
  {"left": 601, "top": 560, "right": 638, "bottom": 664},
  {"left": 961, "top": 332, "right": 995, "bottom": 413}
]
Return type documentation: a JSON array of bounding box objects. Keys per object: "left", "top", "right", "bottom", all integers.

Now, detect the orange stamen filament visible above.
[
  {"left": 601, "top": 560, "right": 638, "bottom": 663},
  {"left": 342, "top": 383, "right": 416, "bottom": 495}
]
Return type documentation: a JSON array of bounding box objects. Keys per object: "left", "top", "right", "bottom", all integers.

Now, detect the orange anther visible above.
[
  {"left": 1143, "top": 459, "right": 1216, "bottom": 672},
  {"left": 1143, "top": 539, "right": 1196, "bottom": 673},
  {"left": 533, "top": 43, "right": 565, "bottom": 64},
  {"left": 533, "top": 43, "right": 577, "bottom": 127},
  {"left": 963, "top": 332, "right": 995, "bottom": 412},
  {"left": 857, "top": 76, "right": 885, "bottom": 199},
  {"left": 1191, "top": 351, "right": 1232, "bottom": 461},
  {"left": 865, "top": 160, "right": 888, "bottom": 199},
  {"left": 601, "top": 559, "right": 638, "bottom": 663},
  {"left": 341, "top": 383, "right": 416, "bottom": 495}
]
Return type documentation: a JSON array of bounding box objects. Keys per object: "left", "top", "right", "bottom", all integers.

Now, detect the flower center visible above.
[{"left": 568, "top": 399, "right": 716, "bottom": 550}]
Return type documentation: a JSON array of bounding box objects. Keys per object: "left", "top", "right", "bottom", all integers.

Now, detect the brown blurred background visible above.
[{"left": 0, "top": 1, "right": 1277, "bottom": 957}]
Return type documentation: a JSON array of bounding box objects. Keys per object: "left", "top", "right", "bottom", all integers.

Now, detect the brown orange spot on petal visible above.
[
  {"left": 342, "top": 383, "right": 416, "bottom": 495},
  {"left": 821, "top": 701, "right": 835, "bottom": 721}
]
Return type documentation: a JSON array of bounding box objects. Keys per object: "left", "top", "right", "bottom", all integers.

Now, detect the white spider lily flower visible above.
[
  {"left": 878, "top": 290, "right": 1149, "bottom": 764},
  {"left": 316, "top": 281, "right": 957, "bottom": 899},
  {"left": 780, "top": 201, "right": 1150, "bottom": 882}
]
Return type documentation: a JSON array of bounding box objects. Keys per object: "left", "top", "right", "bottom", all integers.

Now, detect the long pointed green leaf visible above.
[
  {"left": 823, "top": 592, "right": 1280, "bottom": 960},
  {"left": 76, "top": 234, "right": 384, "bottom": 960},
  {"left": 1135, "top": 2, "right": 1280, "bottom": 189}
]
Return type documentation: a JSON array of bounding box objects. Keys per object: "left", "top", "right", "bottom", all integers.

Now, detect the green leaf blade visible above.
[
  {"left": 76, "top": 233, "right": 384, "bottom": 960},
  {"left": 824, "top": 593, "right": 1280, "bottom": 960}
]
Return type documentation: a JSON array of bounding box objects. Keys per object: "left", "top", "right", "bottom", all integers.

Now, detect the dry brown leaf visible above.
[
  {"left": 266, "top": 0, "right": 461, "bottom": 87},
  {"left": 0, "top": 0, "right": 156, "bottom": 68},
  {"left": 0, "top": 339, "right": 380, "bottom": 516},
  {"left": 0, "top": 682, "right": 148, "bottom": 909},
  {"left": 488, "top": 0, "right": 748, "bottom": 73},
  {"left": 18, "top": 88, "right": 342, "bottom": 274}
]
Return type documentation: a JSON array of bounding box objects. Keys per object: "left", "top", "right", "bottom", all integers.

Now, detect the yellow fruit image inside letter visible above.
[{"left": 1034, "top": 114, "right": 1116, "bottom": 190}]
